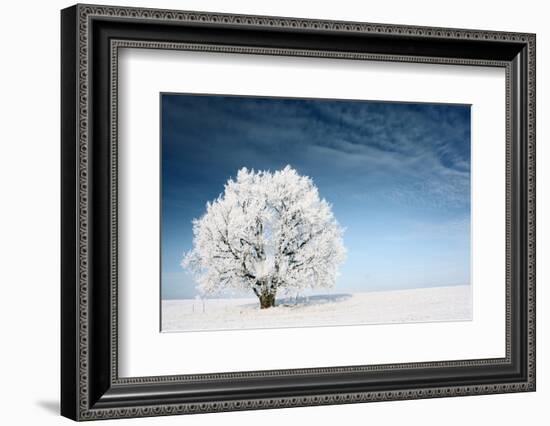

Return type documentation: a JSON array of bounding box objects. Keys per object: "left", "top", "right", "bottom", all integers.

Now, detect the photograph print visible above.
[{"left": 161, "top": 94, "right": 472, "bottom": 332}]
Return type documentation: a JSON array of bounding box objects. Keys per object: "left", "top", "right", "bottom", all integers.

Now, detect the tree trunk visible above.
[
  {"left": 255, "top": 280, "right": 276, "bottom": 309},
  {"left": 259, "top": 291, "right": 276, "bottom": 309}
]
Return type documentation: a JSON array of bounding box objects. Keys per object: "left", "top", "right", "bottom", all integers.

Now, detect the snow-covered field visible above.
[{"left": 162, "top": 285, "right": 471, "bottom": 332}]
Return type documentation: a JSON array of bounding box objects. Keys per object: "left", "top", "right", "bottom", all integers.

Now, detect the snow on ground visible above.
[{"left": 161, "top": 285, "right": 471, "bottom": 332}]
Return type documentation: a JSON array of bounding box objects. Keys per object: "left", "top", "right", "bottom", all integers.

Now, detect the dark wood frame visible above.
[{"left": 61, "top": 3, "right": 536, "bottom": 421}]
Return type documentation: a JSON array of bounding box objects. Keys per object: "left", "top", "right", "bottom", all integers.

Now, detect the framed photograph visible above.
[{"left": 61, "top": 4, "right": 536, "bottom": 421}]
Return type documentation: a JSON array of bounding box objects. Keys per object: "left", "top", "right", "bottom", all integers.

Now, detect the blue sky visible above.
[{"left": 161, "top": 94, "right": 471, "bottom": 300}]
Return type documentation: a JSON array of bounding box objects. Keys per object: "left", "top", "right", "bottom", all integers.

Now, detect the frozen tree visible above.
[{"left": 182, "top": 166, "right": 346, "bottom": 309}]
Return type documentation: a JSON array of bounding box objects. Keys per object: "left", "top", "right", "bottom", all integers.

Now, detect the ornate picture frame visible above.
[{"left": 61, "top": 4, "right": 535, "bottom": 421}]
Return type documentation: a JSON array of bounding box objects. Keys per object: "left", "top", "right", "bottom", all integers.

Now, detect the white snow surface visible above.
[{"left": 161, "top": 285, "right": 472, "bottom": 332}]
